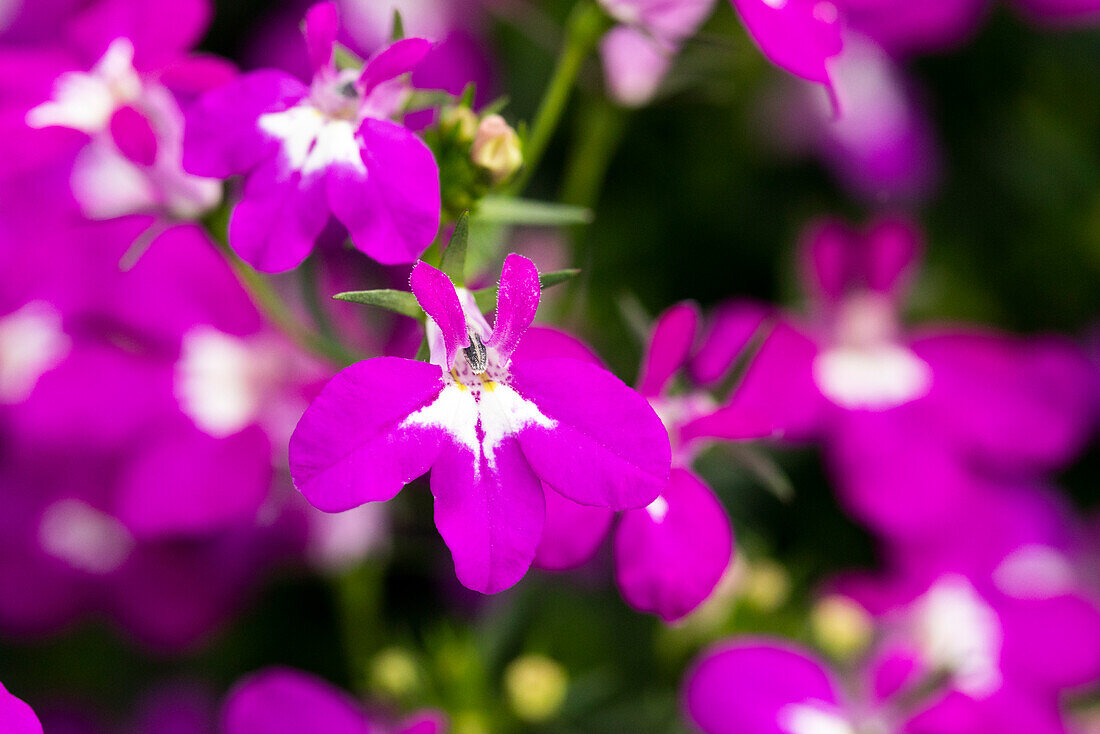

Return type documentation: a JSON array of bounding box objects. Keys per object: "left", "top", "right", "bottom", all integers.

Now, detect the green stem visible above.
[
  {"left": 204, "top": 212, "right": 359, "bottom": 366},
  {"left": 511, "top": 1, "right": 611, "bottom": 194},
  {"left": 298, "top": 254, "right": 337, "bottom": 340},
  {"left": 333, "top": 562, "right": 386, "bottom": 694}
]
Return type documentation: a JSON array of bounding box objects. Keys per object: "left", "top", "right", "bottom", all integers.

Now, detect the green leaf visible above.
[
  {"left": 391, "top": 9, "right": 405, "bottom": 40},
  {"left": 472, "top": 269, "right": 581, "bottom": 311},
  {"left": 480, "top": 95, "right": 512, "bottom": 117},
  {"left": 475, "top": 197, "right": 594, "bottom": 226},
  {"left": 458, "top": 82, "right": 477, "bottom": 109},
  {"left": 440, "top": 211, "right": 471, "bottom": 284},
  {"left": 332, "top": 43, "right": 364, "bottom": 71},
  {"left": 333, "top": 289, "right": 422, "bottom": 319}
]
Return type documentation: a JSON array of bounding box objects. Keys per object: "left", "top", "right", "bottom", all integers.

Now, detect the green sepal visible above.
[
  {"left": 391, "top": 9, "right": 405, "bottom": 41},
  {"left": 472, "top": 269, "right": 581, "bottom": 311},
  {"left": 475, "top": 197, "right": 593, "bottom": 226},
  {"left": 332, "top": 289, "right": 422, "bottom": 319},
  {"left": 440, "top": 211, "right": 471, "bottom": 284}
]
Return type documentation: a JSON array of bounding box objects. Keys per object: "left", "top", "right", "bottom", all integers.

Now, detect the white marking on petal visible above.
[
  {"left": 645, "top": 495, "right": 670, "bottom": 523},
  {"left": 813, "top": 344, "right": 932, "bottom": 410},
  {"left": 26, "top": 37, "right": 141, "bottom": 133},
  {"left": 778, "top": 702, "right": 856, "bottom": 734},
  {"left": 402, "top": 381, "right": 556, "bottom": 474},
  {"left": 403, "top": 383, "right": 481, "bottom": 457},
  {"left": 258, "top": 105, "right": 365, "bottom": 176},
  {"left": 0, "top": 301, "right": 70, "bottom": 404},
  {"left": 912, "top": 576, "right": 1003, "bottom": 698},
  {"left": 70, "top": 140, "right": 158, "bottom": 219},
  {"left": 993, "top": 545, "right": 1077, "bottom": 600},
  {"left": 476, "top": 384, "right": 557, "bottom": 470},
  {"left": 174, "top": 326, "right": 262, "bottom": 438},
  {"left": 38, "top": 499, "right": 134, "bottom": 574}
]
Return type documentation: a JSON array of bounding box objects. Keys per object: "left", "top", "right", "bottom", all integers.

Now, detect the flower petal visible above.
[
  {"left": 289, "top": 358, "right": 446, "bottom": 513},
  {"left": 334, "top": 119, "right": 439, "bottom": 264},
  {"left": 431, "top": 436, "right": 544, "bottom": 594},
  {"left": 223, "top": 668, "right": 370, "bottom": 734},
  {"left": 683, "top": 319, "right": 824, "bottom": 442},
  {"left": 116, "top": 423, "right": 273, "bottom": 538},
  {"left": 486, "top": 253, "right": 540, "bottom": 360},
  {"left": 303, "top": 2, "right": 339, "bottom": 74},
  {"left": 800, "top": 218, "right": 854, "bottom": 304},
  {"left": 229, "top": 159, "right": 329, "bottom": 272},
  {"left": 599, "top": 26, "right": 673, "bottom": 108},
  {"left": 729, "top": 0, "right": 844, "bottom": 90},
  {"left": 511, "top": 358, "right": 670, "bottom": 511},
  {"left": 534, "top": 484, "right": 614, "bottom": 571},
  {"left": 109, "top": 105, "right": 157, "bottom": 166},
  {"left": 913, "top": 330, "right": 1095, "bottom": 474},
  {"left": 689, "top": 299, "right": 771, "bottom": 386},
  {"left": 614, "top": 468, "right": 732, "bottom": 622},
  {"left": 638, "top": 301, "right": 698, "bottom": 398},
  {"left": 862, "top": 217, "right": 921, "bottom": 295},
  {"left": 0, "top": 683, "right": 42, "bottom": 734},
  {"left": 683, "top": 639, "right": 847, "bottom": 734},
  {"left": 511, "top": 325, "right": 603, "bottom": 366},
  {"left": 359, "top": 38, "right": 433, "bottom": 96},
  {"left": 410, "top": 261, "right": 468, "bottom": 371},
  {"left": 183, "top": 70, "right": 307, "bottom": 179},
  {"left": 67, "top": 0, "right": 211, "bottom": 70}
]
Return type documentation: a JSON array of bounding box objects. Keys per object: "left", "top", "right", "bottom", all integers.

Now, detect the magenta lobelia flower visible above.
[
  {"left": 183, "top": 2, "right": 441, "bottom": 272},
  {"left": 597, "top": 0, "right": 716, "bottom": 107},
  {"left": 728, "top": 0, "right": 845, "bottom": 104},
  {"left": 223, "top": 667, "right": 445, "bottom": 734},
  {"left": 533, "top": 302, "right": 773, "bottom": 621},
  {"left": 0, "top": 683, "right": 40, "bottom": 734},
  {"left": 289, "top": 254, "right": 670, "bottom": 594},
  {"left": 0, "top": 0, "right": 230, "bottom": 232},
  {"left": 689, "top": 217, "right": 1096, "bottom": 540}
]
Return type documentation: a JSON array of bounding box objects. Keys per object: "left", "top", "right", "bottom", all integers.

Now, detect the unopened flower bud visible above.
[
  {"left": 742, "top": 559, "right": 791, "bottom": 612},
  {"left": 471, "top": 114, "right": 523, "bottom": 183},
  {"left": 441, "top": 105, "right": 479, "bottom": 142},
  {"left": 811, "top": 595, "right": 874, "bottom": 659},
  {"left": 504, "top": 654, "right": 568, "bottom": 723},
  {"left": 370, "top": 647, "right": 420, "bottom": 698}
]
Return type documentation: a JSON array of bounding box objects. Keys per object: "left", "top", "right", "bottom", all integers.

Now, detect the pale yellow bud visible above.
[
  {"left": 370, "top": 647, "right": 420, "bottom": 698},
  {"left": 811, "top": 595, "right": 874, "bottom": 659},
  {"left": 452, "top": 711, "right": 492, "bottom": 734},
  {"left": 441, "top": 105, "right": 479, "bottom": 142},
  {"left": 503, "top": 654, "right": 568, "bottom": 723},
  {"left": 742, "top": 559, "right": 791, "bottom": 612},
  {"left": 471, "top": 114, "right": 523, "bottom": 183}
]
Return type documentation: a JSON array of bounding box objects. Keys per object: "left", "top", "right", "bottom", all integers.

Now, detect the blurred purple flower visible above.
[
  {"left": 183, "top": 2, "right": 441, "bottom": 272},
  {"left": 534, "top": 303, "right": 763, "bottom": 621},
  {"left": 729, "top": 0, "right": 845, "bottom": 104},
  {"left": 690, "top": 217, "right": 1095, "bottom": 540},
  {"left": 831, "top": 0, "right": 990, "bottom": 57},
  {"left": 597, "top": 0, "right": 716, "bottom": 107},
  {"left": 0, "top": 0, "right": 229, "bottom": 226},
  {"left": 223, "top": 667, "right": 445, "bottom": 734},
  {"left": 0, "top": 683, "right": 41, "bottom": 734},
  {"left": 289, "top": 254, "right": 670, "bottom": 594}
]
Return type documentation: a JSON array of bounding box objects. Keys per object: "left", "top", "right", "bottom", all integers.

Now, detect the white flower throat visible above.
[{"left": 402, "top": 292, "right": 556, "bottom": 474}]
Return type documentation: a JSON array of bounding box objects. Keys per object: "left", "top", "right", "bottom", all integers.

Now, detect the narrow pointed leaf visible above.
[
  {"left": 391, "top": 9, "right": 405, "bottom": 40},
  {"left": 475, "top": 197, "right": 594, "bottom": 226},
  {"left": 333, "top": 289, "right": 422, "bottom": 318},
  {"left": 440, "top": 211, "right": 470, "bottom": 284}
]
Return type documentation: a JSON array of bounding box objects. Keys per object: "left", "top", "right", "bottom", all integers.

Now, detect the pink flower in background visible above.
[
  {"left": 690, "top": 217, "right": 1095, "bottom": 540},
  {"left": 764, "top": 32, "right": 940, "bottom": 201},
  {"left": 0, "top": 683, "right": 40, "bottom": 734},
  {"left": 290, "top": 254, "right": 670, "bottom": 594},
  {"left": 224, "top": 668, "right": 445, "bottom": 734},
  {"left": 534, "top": 302, "right": 774, "bottom": 621},
  {"left": 184, "top": 2, "right": 441, "bottom": 272},
  {"left": 728, "top": 0, "right": 845, "bottom": 103},
  {"left": 0, "top": 0, "right": 230, "bottom": 225},
  {"left": 598, "top": 0, "right": 716, "bottom": 107}
]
